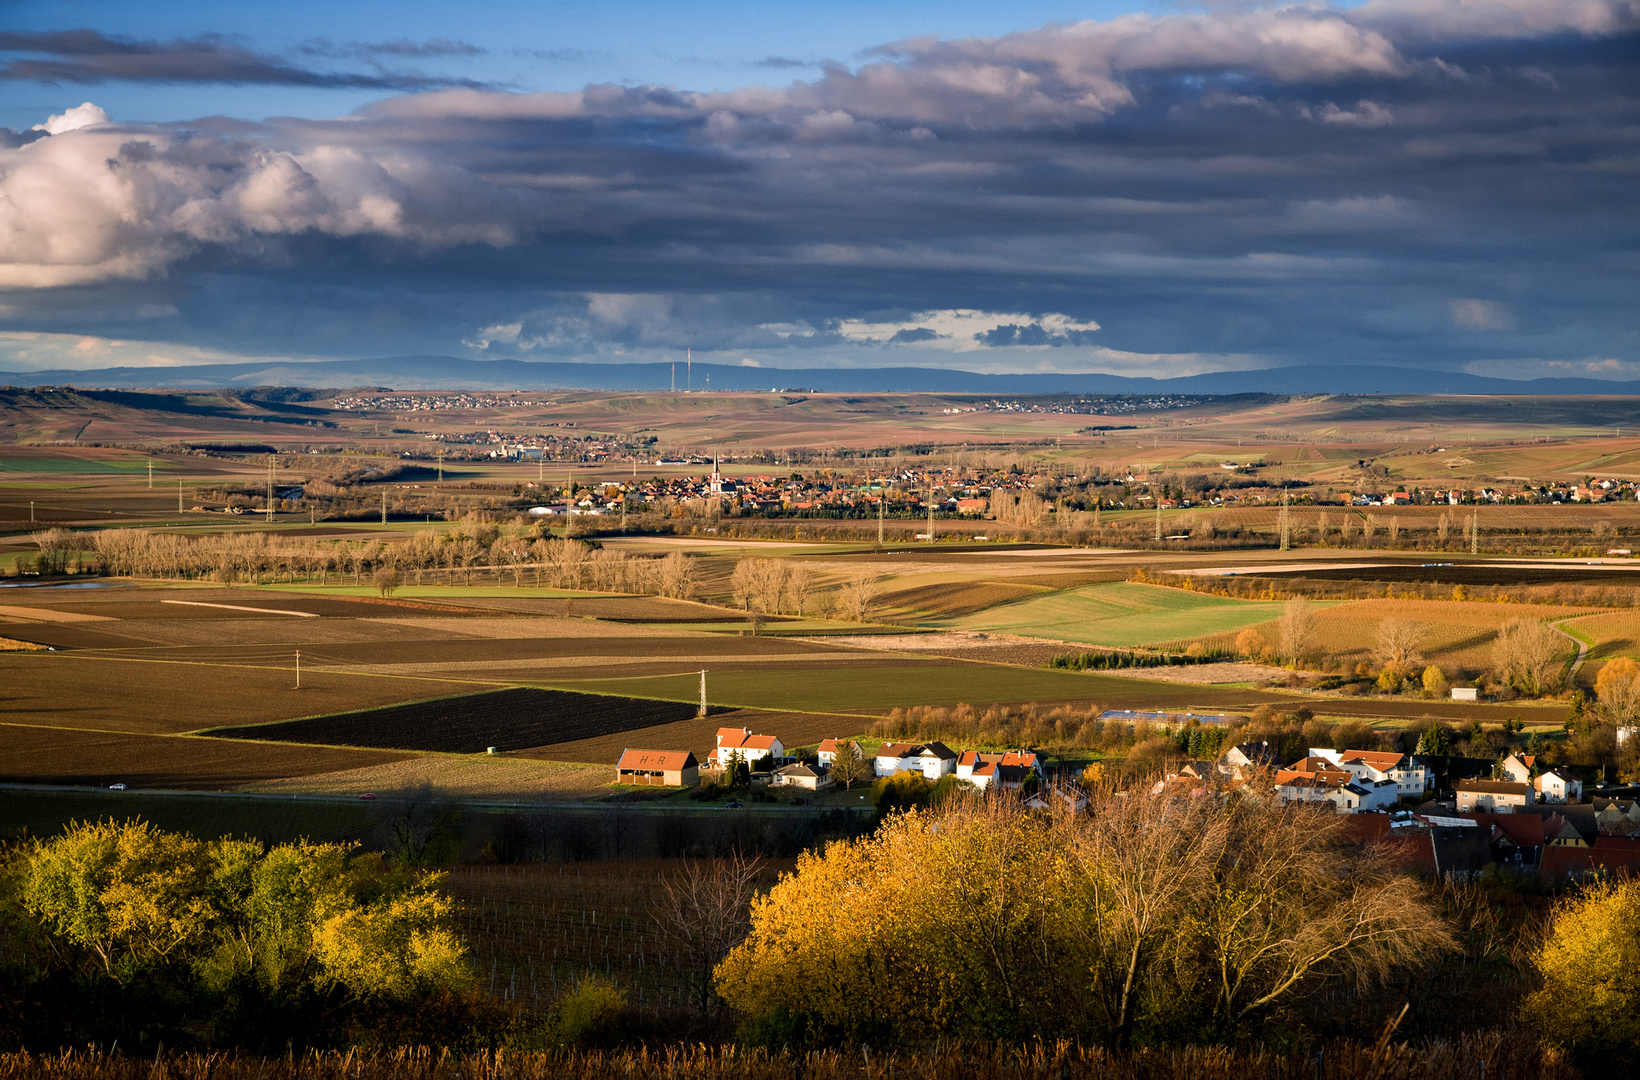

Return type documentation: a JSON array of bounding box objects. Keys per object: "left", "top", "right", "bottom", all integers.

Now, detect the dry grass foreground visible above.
[{"left": 0, "top": 1036, "right": 1574, "bottom": 1080}]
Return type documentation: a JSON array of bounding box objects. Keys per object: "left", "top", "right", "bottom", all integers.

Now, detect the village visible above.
[{"left": 615, "top": 723, "right": 1640, "bottom": 883}]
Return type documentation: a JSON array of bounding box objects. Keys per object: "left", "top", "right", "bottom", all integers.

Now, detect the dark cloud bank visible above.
[{"left": 1, "top": 0, "right": 1637, "bottom": 385}]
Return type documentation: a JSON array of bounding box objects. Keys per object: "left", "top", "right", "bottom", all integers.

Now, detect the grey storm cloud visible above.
[
  {"left": 0, "top": 0, "right": 1636, "bottom": 376},
  {"left": 0, "top": 30, "right": 495, "bottom": 89}
]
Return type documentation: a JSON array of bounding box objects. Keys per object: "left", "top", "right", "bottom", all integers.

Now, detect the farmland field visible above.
[
  {"left": 0, "top": 725, "right": 409, "bottom": 788},
  {"left": 933, "top": 581, "right": 1293, "bottom": 646},
  {"left": 209, "top": 687, "right": 706, "bottom": 753},
  {"left": 0, "top": 788, "right": 379, "bottom": 843}
]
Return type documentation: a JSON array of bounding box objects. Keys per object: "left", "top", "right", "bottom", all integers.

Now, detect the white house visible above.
[
  {"left": 1455, "top": 780, "right": 1532, "bottom": 813},
  {"left": 1535, "top": 769, "right": 1582, "bottom": 804},
  {"left": 1276, "top": 757, "right": 1398, "bottom": 813},
  {"left": 708, "top": 726, "right": 784, "bottom": 769},
  {"left": 1309, "top": 748, "right": 1430, "bottom": 799},
  {"left": 873, "top": 741, "right": 957, "bottom": 779},
  {"left": 1499, "top": 753, "right": 1537, "bottom": 785},
  {"left": 770, "top": 762, "right": 831, "bottom": 791}
]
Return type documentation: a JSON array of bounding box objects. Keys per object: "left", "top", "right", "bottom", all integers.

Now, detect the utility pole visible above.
[
  {"left": 29, "top": 501, "right": 34, "bottom": 523},
  {"left": 148, "top": 459, "right": 153, "bottom": 489},
  {"left": 294, "top": 650, "right": 301, "bottom": 689},
  {"left": 698, "top": 669, "right": 708, "bottom": 717}
]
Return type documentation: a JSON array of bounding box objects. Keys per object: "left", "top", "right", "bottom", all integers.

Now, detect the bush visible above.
[{"left": 550, "top": 976, "right": 629, "bottom": 1047}]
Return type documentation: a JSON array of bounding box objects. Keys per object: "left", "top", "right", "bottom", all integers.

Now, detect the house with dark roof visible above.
[
  {"left": 771, "top": 762, "right": 831, "bottom": 791},
  {"left": 874, "top": 741, "right": 957, "bottom": 780}
]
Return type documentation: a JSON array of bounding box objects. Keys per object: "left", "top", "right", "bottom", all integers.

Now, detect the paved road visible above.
[{"left": 1551, "top": 617, "right": 1592, "bottom": 682}]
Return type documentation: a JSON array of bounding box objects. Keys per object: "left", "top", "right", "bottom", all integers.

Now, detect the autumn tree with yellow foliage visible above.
[
  {"left": 1527, "top": 878, "right": 1640, "bottom": 1059},
  {"left": 4, "top": 820, "right": 469, "bottom": 1049},
  {"left": 715, "top": 791, "right": 1450, "bottom": 1048}
]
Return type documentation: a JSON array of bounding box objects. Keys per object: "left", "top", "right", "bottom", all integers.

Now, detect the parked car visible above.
[
  {"left": 359, "top": 792, "right": 378, "bottom": 800},
  {"left": 724, "top": 799, "right": 743, "bottom": 809},
  {"left": 108, "top": 783, "right": 126, "bottom": 791}
]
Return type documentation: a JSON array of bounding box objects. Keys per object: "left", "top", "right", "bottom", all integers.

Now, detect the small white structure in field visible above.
[{"left": 1450, "top": 687, "right": 1479, "bottom": 701}]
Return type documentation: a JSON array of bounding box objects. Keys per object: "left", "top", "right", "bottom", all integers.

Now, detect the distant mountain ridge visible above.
[{"left": 5, "top": 356, "right": 1640, "bottom": 396}]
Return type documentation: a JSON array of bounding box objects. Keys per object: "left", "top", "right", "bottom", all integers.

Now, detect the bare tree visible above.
[
  {"left": 1493, "top": 618, "right": 1567, "bottom": 696},
  {"left": 652, "top": 854, "right": 765, "bottom": 1018},
  {"left": 375, "top": 784, "right": 464, "bottom": 865},
  {"left": 785, "top": 565, "right": 813, "bottom": 616},
  {"left": 1373, "top": 618, "right": 1426, "bottom": 673},
  {"left": 1279, "top": 597, "right": 1316, "bottom": 664},
  {"left": 828, "top": 741, "right": 870, "bottom": 789},
  {"left": 658, "top": 551, "right": 696, "bottom": 600},
  {"left": 842, "top": 573, "right": 881, "bottom": 622}
]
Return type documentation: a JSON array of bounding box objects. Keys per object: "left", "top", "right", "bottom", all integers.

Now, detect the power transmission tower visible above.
[
  {"left": 1470, "top": 508, "right": 1480, "bottom": 555},
  {"left": 381, "top": 489, "right": 387, "bottom": 524},
  {"left": 927, "top": 490, "right": 935, "bottom": 543},
  {"left": 437, "top": 448, "right": 444, "bottom": 482},
  {"left": 266, "top": 456, "right": 275, "bottom": 522},
  {"left": 1154, "top": 501, "right": 1162, "bottom": 541},
  {"left": 148, "top": 459, "right": 153, "bottom": 489},
  {"left": 1279, "top": 490, "right": 1291, "bottom": 551},
  {"left": 698, "top": 670, "right": 708, "bottom": 717},
  {"left": 877, "top": 492, "right": 885, "bottom": 550},
  {"left": 177, "top": 480, "right": 183, "bottom": 513}
]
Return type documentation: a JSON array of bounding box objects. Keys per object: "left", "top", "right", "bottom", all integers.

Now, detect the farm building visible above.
[{"left": 615, "top": 749, "right": 699, "bottom": 787}]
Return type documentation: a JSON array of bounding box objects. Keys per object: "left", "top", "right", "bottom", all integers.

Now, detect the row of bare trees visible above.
[{"left": 79, "top": 527, "right": 697, "bottom": 597}]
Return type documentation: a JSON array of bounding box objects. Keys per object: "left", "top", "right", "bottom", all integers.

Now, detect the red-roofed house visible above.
[
  {"left": 615, "top": 749, "right": 699, "bottom": 787},
  {"left": 1276, "top": 756, "right": 1398, "bottom": 812},
  {"left": 1310, "top": 748, "right": 1430, "bottom": 798},
  {"left": 956, "top": 749, "right": 1044, "bottom": 791},
  {"left": 708, "top": 727, "right": 785, "bottom": 769},
  {"left": 816, "top": 738, "right": 862, "bottom": 767}
]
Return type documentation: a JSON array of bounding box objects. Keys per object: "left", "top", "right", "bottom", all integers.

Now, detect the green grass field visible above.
[
  {"left": 0, "top": 789, "right": 379, "bottom": 843},
  {"left": 933, "top": 581, "right": 1294, "bottom": 646},
  {"left": 539, "top": 662, "right": 1207, "bottom": 713}
]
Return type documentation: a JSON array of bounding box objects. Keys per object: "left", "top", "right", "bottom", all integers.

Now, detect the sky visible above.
[{"left": 0, "top": 0, "right": 1636, "bottom": 381}]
